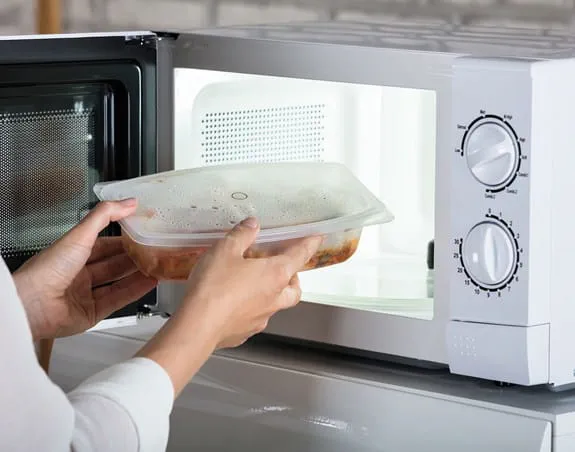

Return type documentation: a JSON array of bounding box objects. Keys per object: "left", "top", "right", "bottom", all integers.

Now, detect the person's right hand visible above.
[
  {"left": 136, "top": 217, "right": 322, "bottom": 396},
  {"left": 181, "top": 216, "right": 321, "bottom": 349}
]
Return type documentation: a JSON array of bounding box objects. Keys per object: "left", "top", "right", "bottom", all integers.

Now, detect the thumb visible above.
[
  {"left": 60, "top": 199, "right": 138, "bottom": 248},
  {"left": 217, "top": 217, "right": 260, "bottom": 256}
]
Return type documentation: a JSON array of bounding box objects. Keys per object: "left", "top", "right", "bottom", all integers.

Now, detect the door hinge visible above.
[{"left": 137, "top": 303, "right": 170, "bottom": 320}]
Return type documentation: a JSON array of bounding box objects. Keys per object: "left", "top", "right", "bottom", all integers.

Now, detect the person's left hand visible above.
[{"left": 13, "top": 199, "right": 157, "bottom": 340}]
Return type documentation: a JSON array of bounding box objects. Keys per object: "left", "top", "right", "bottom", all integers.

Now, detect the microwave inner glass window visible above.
[
  {"left": 175, "top": 69, "right": 437, "bottom": 320},
  {"left": 0, "top": 89, "right": 100, "bottom": 270}
]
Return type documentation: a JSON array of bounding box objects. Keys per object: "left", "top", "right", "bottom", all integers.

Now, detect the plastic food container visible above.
[{"left": 93, "top": 162, "right": 394, "bottom": 281}]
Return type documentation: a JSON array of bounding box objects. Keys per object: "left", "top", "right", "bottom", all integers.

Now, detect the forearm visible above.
[
  {"left": 2, "top": 257, "right": 175, "bottom": 452},
  {"left": 136, "top": 302, "right": 218, "bottom": 396},
  {"left": 68, "top": 358, "right": 175, "bottom": 452}
]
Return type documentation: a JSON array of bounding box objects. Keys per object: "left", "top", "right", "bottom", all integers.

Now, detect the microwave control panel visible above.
[{"left": 449, "top": 57, "right": 534, "bottom": 327}]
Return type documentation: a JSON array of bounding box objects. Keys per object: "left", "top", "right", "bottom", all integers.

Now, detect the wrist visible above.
[{"left": 136, "top": 302, "right": 219, "bottom": 396}]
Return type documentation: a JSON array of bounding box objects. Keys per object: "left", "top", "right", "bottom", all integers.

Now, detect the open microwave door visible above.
[
  {"left": 156, "top": 25, "right": 453, "bottom": 367},
  {"left": 0, "top": 31, "right": 162, "bottom": 330}
]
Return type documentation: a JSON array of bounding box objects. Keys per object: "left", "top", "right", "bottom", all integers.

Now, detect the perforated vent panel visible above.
[
  {"left": 0, "top": 108, "right": 97, "bottom": 259},
  {"left": 200, "top": 104, "right": 326, "bottom": 165}
]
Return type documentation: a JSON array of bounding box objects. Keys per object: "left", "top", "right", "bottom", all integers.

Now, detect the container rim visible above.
[{"left": 119, "top": 207, "right": 394, "bottom": 248}]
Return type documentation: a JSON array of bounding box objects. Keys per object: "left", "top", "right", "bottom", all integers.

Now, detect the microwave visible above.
[{"left": 2, "top": 21, "right": 575, "bottom": 390}]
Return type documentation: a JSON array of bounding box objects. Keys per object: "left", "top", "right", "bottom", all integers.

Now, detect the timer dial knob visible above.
[
  {"left": 462, "top": 221, "right": 516, "bottom": 288},
  {"left": 464, "top": 118, "right": 519, "bottom": 188}
]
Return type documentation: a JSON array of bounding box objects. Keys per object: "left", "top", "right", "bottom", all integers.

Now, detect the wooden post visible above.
[{"left": 36, "top": 0, "right": 62, "bottom": 34}]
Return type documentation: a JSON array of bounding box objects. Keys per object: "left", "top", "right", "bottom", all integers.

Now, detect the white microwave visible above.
[{"left": 4, "top": 21, "right": 575, "bottom": 390}]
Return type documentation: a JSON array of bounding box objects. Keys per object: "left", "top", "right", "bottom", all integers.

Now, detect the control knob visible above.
[
  {"left": 462, "top": 221, "right": 517, "bottom": 288},
  {"left": 463, "top": 118, "right": 519, "bottom": 189}
]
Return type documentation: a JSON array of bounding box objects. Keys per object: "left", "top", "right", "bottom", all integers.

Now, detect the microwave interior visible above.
[{"left": 174, "top": 69, "right": 436, "bottom": 321}]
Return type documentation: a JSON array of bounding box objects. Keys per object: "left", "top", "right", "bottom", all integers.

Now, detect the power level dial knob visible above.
[
  {"left": 463, "top": 118, "right": 519, "bottom": 188},
  {"left": 462, "top": 221, "right": 517, "bottom": 288}
]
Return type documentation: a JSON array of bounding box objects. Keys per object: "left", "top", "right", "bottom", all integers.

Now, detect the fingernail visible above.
[{"left": 241, "top": 217, "right": 258, "bottom": 228}]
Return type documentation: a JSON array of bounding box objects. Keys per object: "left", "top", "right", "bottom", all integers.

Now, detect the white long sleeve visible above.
[{"left": 0, "top": 258, "right": 175, "bottom": 452}]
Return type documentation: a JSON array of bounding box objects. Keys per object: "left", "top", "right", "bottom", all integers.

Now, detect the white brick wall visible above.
[{"left": 2, "top": 0, "right": 575, "bottom": 35}]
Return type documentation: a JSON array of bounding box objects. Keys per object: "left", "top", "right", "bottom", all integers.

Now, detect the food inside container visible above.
[{"left": 93, "top": 162, "right": 394, "bottom": 281}]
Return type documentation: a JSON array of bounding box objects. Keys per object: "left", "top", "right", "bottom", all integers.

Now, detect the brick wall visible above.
[{"left": 2, "top": 0, "right": 575, "bottom": 35}]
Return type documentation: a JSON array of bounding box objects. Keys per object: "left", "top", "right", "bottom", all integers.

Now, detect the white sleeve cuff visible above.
[{"left": 68, "top": 357, "right": 175, "bottom": 452}]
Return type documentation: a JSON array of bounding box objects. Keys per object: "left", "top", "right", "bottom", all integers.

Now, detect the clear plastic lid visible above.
[{"left": 93, "top": 162, "right": 394, "bottom": 247}]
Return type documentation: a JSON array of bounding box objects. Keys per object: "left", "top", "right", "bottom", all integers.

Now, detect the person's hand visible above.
[
  {"left": 181, "top": 217, "right": 322, "bottom": 349},
  {"left": 136, "top": 217, "right": 322, "bottom": 395},
  {"left": 13, "top": 199, "right": 157, "bottom": 340}
]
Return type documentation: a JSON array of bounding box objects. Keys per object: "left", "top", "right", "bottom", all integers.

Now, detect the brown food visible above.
[
  {"left": 121, "top": 233, "right": 210, "bottom": 281},
  {"left": 304, "top": 237, "right": 359, "bottom": 270},
  {"left": 122, "top": 233, "right": 360, "bottom": 281},
  {"left": 245, "top": 238, "right": 360, "bottom": 270}
]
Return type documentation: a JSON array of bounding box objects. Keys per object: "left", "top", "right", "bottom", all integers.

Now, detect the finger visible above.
[
  {"left": 269, "top": 236, "right": 323, "bottom": 277},
  {"left": 62, "top": 199, "right": 138, "bottom": 248},
  {"left": 93, "top": 272, "right": 157, "bottom": 320},
  {"left": 88, "top": 237, "right": 125, "bottom": 264},
  {"left": 274, "top": 274, "right": 303, "bottom": 311},
  {"left": 88, "top": 253, "right": 138, "bottom": 287},
  {"left": 215, "top": 217, "right": 260, "bottom": 256},
  {"left": 290, "top": 273, "right": 300, "bottom": 289}
]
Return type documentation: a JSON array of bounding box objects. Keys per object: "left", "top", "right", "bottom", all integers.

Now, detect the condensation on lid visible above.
[{"left": 93, "top": 162, "right": 393, "bottom": 247}]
